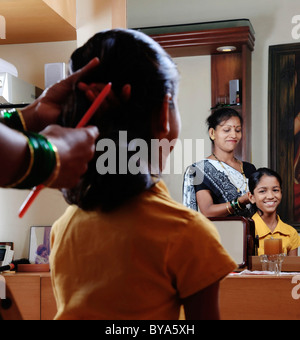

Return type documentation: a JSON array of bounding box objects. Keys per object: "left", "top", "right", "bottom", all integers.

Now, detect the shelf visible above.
[
  {"left": 0, "top": 0, "right": 76, "bottom": 45},
  {"left": 211, "top": 52, "right": 243, "bottom": 106},
  {"left": 211, "top": 46, "right": 252, "bottom": 161},
  {"left": 135, "top": 19, "right": 255, "bottom": 57}
]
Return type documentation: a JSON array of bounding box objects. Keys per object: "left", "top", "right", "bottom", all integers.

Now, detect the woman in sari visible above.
[{"left": 183, "top": 108, "right": 256, "bottom": 217}]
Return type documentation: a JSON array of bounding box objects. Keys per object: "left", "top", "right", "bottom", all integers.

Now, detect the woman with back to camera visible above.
[
  {"left": 49, "top": 29, "right": 236, "bottom": 320},
  {"left": 183, "top": 108, "right": 256, "bottom": 217}
]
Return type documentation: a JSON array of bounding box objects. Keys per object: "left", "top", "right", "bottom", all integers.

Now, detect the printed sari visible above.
[{"left": 183, "top": 159, "right": 256, "bottom": 216}]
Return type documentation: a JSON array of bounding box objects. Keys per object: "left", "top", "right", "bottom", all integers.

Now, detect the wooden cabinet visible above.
[
  {"left": 41, "top": 275, "right": 57, "bottom": 320},
  {"left": 211, "top": 44, "right": 253, "bottom": 161},
  {"left": 220, "top": 274, "right": 300, "bottom": 320},
  {"left": 0, "top": 273, "right": 56, "bottom": 320},
  {"left": 138, "top": 19, "right": 255, "bottom": 162}
]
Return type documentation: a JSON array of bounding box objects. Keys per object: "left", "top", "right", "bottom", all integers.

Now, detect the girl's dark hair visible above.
[
  {"left": 248, "top": 167, "right": 282, "bottom": 215},
  {"left": 207, "top": 107, "right": 243, "bottom": 131},
  {"left": 60, "top": 29, "right": 179, "bottom": 212},
  {"left": 248, "top": 167, "right": 282, "bottom": 194}
]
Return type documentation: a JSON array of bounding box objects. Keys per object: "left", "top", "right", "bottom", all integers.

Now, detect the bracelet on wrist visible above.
[
  {"left": 231, "top": 199, "right": 237, "bottom": 213},
  {"left": 226, "top": 203, "right": 234, "bottom": 215},
  {"left": 6, "top": 132, "right": 60, "bottom": 189},
  {"left": 0, "top": 109, "right": 27, "bottom": 131},
  {"left": 43, "top": 142, "right": 61, "bottom": 188},
  {"left": 236, "top": 198, "right": 243, "bottom": 210},
  {"left": 6, "top": 135, "right": 35, "bottom": 189},
  {"left": 230, "top": 197, "right": 246, "bottom": 214}
]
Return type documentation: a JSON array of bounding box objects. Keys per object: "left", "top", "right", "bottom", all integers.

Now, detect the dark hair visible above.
[
  {"left": 248, "top": 167, "right": 282, "bottom": 215},
  {"left": 60, "top": 29, "right": 179, "bottom": 212},
  {"left": 36, "top": 245, "right": 47, "bottom": 256},
  {"left": 248, "top": 167, "right": 282, "bottom": 194},
  {"left": 207, "top": 107, "right": 243, "bottom": 131}
]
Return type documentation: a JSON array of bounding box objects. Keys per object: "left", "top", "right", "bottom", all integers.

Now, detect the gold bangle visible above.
[
  {"left": 16, "top": 109, "right": 27, "bottom": 131},
  {"left": 0, "top": 108, "right": 27, "bottom": 131},
  {"left": 43, "top": 143, "right": 61, "bottom": 187},
  {"left": 237, "top": 198, "right": 243, "bottom": 210},
  {"left": 226, "top": 204, "right": 233, "bottom": 215},
  {"left": 6, "top": 135, "right": 34, "bottom": 188}
]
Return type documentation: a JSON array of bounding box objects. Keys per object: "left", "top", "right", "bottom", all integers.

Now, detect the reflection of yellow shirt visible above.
[
  {"left": 252, "top": 213, "right": 300, "bottom": 256},
  {"left": 50, "top": 180, "right": 236, "bottom": 320}
]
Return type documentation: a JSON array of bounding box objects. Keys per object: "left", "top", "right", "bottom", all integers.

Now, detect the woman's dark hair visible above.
[
  {"left": 248, "top": 167, "right": 282, "bottom": 215},
  {"left": 207, "top": 107, "right": 243, "bottom": 131},
  {"left": 60, "top": 29, "right": 179, "bottom": 212}
]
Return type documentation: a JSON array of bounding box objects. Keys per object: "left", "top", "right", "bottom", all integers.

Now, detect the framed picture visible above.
[
  {"left": 29, "top": 226, "right": 52, "bottom": 264},
  {"left": 269, "top": 43, "right": 300, "bottom": 230}
]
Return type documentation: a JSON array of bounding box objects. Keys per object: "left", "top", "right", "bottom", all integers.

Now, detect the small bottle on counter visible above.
[{"left": 236, "top": 91, "right": 241, "bottom": 105}]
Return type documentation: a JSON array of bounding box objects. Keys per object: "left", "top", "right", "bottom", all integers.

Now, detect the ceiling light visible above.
[{"left": 217, "top": 46, "right": 237, "bottom": 52}]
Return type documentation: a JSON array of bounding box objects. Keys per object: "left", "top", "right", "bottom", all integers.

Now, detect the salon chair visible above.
[{"left": 209, "top": 216, "right": 256, "bottom": 270}]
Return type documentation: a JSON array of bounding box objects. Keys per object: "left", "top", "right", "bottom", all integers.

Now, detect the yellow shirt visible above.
[
  {"left": 252, "top": 212, "right": 300, "bottom": 256},
  {"left": 50, "top": 180, "right": 236, "bottom": 320}
]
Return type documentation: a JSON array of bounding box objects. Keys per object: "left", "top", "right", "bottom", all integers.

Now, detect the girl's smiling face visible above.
[{"left": 249, "top": 175, "right": 282, "bottom": 215}]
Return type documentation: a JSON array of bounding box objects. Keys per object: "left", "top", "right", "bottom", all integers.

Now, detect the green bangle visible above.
[
  {"left": 230, "top": 200, "right": 236, "bottom": 212},
  {"left": 231, "top": 199, "right": 238, "bottom": 212},
  {"left": 12, "top": 132, "right": 57, "bottom": 189},
  {"left": 31, "top": 134, "right": 56, "bottom": 185},
  {"left": 0, "top": 109, "right": 27, "bottom": 131},
  {"left": 231, "top": 198, "right": 245, "bottom": 213}
]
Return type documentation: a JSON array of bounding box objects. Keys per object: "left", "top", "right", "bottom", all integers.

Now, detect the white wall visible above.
[
  {"left": 162, "top": 55, "right": 212, "bottom": 202},
  {"left": 0, "top": 40, "right": 77, "bottom": 90},
  {"left": 76, "top": 0, "right": 113, "bottom": 47},
  {"left": 128, "top": 0, "right": 300, "bottom": 202},
  {"left": 0, "top": 189, "right": 68, "bottom": 260},
  {"left": 76, "top": 0, "right": 126, "bottom": 47}
]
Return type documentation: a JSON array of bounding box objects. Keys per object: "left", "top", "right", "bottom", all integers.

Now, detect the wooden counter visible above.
[
  {"left": 220, "top": 274, "right": 300, "bottom": 320},
  {"left": 0, "top": 273, "right": 56, "bottom": 320},
  {"left": 3, "top": 271, "right": 300, "bottom": 320}
]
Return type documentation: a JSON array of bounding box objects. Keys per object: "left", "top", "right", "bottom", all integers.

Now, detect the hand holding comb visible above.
[{"left": 18, "top": 82, "right": 112, "bottom": 218}]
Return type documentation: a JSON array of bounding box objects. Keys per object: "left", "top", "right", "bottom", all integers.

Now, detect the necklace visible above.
[{"left": 212, "top": 153, "right": 248, "bottom": 193}]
